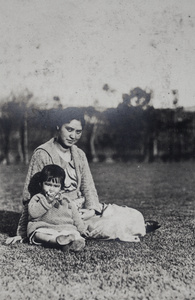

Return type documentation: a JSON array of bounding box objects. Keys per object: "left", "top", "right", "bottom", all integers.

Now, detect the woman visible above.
[{"left": 6, "top": 107, "right": 158, "bottom": 245}]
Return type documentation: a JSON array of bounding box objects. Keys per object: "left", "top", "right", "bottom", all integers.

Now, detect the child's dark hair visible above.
[
  {"left": 40, "top": 164, "right": 65, "bottom": 187},
  {"left": 28, "top": 164, "right": 65, "bottom": 197}
]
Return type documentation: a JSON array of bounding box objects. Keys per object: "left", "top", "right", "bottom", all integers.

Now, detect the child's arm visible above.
[{"left": 28, "top": 194, "right": 53, "bottom": 219}]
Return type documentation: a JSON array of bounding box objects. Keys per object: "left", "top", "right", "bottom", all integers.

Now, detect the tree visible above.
[
  {"left": 0, "top": 90, "right": 33, "bottom": 164},
  {"left": 122, "top": 87, "right": 152, "bottom": 108},
  {"left": 116, "top": 87, "right": 154, "bottom": 162},
  {"left": 84, "top": 106, "right": 104, "bottom": 162}
]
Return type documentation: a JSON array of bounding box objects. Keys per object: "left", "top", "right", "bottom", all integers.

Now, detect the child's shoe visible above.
[
  {"left": 69, "top": 239, "right": 85, "bottom": 252},
  {"left": 61, "top": 244, "right": 70, "bottom": 252},
  {"left": 56, "top": 234, "right": 75, "bottom": 246}
]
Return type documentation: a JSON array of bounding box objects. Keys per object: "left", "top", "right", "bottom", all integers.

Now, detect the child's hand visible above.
[
  {"left": 45, "top": 194, "right": 56, "bottom": 204},
  {"left": 46, "top": 199, "right": 54, "bottom": 205}
]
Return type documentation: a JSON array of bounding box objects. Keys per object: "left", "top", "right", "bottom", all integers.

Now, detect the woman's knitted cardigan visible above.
[{"left": 17, "top": 138, "right": 101, "bottom": 237}]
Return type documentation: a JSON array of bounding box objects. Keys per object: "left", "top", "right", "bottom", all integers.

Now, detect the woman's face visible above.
[{"left": 57, "top": 119, "right": 83, "bottom": 148}]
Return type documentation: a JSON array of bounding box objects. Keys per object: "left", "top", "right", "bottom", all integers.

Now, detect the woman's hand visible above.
[
  {"left": 81, "top": 229, "right": 90, "bottom": 237},
  {"left": 5, "top": 236, "right": 23, "bottom": 245},
  {"left": 80, "top": 209, "right": 95, "bottom": 220}
]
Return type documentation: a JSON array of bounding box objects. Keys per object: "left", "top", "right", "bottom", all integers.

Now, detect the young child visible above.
[{"left": 27, "top": 164, "right": 88, "bottom": 252}]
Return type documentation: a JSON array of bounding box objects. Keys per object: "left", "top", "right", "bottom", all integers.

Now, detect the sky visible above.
[{"left": 0, "top": 0, "right": 195, "bottom": 109}]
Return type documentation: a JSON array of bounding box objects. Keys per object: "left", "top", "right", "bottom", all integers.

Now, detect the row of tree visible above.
[{"left": 0, "top": 88, "right": 195, "bottom": 164}]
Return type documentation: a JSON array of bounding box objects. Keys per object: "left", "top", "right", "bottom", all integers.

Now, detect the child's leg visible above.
[
  {"left": 57, "top": 230, "right": 86, "bottom": 252},
  {"left": 55, "top": 228, "right": 80, "bottom": 246},
  {"left": 54, "top": 228, "right": 77, "bottom": 244},
  {"left": 56, "top": 234, "right": 75, "bottom": 246},
  {"left": 30, "top": 228, "right": 83, "bottom": 249},
  {"left": 34, "top": 232, "right": 57, "bottom": 244},
  {"left": 30, "top": 228, "right": 64, "bottom": 246}
]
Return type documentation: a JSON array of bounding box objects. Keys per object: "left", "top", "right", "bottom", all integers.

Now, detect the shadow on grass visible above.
[{"left": 0, "top": 210, "right": 21, "bottom": 236}]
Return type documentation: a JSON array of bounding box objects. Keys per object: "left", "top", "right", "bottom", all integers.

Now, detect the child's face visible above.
[{"left": 42, "top": 180, "right": 61, "bottom": 201}]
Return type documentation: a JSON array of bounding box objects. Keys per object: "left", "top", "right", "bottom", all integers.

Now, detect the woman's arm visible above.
[{"left": 78, "top": 151, "right": 102, "bottom": 213}]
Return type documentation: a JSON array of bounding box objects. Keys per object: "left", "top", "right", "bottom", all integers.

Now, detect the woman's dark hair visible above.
[
  {"left": 28, "top": 164, "right": 65, "bottom": 197},
  {"left": 55, "top": 107, "right": 85, "bottom": 128}
]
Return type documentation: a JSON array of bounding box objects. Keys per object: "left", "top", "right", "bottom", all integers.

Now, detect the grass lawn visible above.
[{"left": 0, "top": 162, "right": 194, "bottom": 300}]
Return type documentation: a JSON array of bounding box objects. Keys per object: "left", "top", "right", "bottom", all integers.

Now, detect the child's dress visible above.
[{"left": 27, "top": 193, "right": 86, "bottom": 245}]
